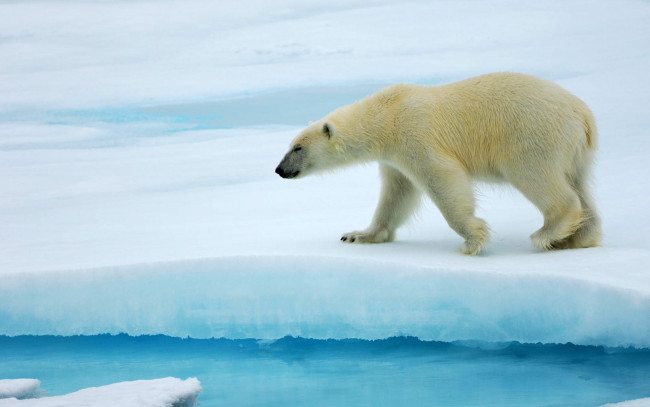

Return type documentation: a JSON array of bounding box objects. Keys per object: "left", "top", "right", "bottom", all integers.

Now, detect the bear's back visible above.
[{"left": 392, "top": 73, "right": 595, "bottom": 177}]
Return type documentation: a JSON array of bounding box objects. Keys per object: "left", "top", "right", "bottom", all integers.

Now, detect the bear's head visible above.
[
  {"left": 275, "top": 92, "right": 393, "bottom": 179},
  {"left": 275, "top": 119, "right": 346, "bottom": 179}
]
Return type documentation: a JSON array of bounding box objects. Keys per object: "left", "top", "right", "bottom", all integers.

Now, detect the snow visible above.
[
  {"left": 0, "top": 0, "right": 650, "bottom": 403},
  {"left": 0, "top": 380, "right": 40, "bottom": 400},
  {"left": 0, "top": 378, "right": 201, "bottom": 407}
]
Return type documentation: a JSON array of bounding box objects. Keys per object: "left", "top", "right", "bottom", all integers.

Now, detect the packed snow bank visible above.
[
  {"left": 1, "top": 256, "right": 648, "bottom": 347},
  {"left": 0, "top": 380, "right": 40, "bottom": 400},
  {"left": 0, "top": 378, "right": 201, "bottom": 407}
]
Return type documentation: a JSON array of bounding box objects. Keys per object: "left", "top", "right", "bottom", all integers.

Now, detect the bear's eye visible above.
[{"left": 293, "top": 145, "right": 302, "bottom": 152}]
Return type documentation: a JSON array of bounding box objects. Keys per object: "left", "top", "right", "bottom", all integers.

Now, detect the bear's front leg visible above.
[
  {"left": 423, "top": 159, "right": 490, "bottom": 255},
  {"left": 341, "top": 164, "right": 421, "bottom": 245}
]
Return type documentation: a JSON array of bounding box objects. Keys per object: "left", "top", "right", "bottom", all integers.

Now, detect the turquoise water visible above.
[{"left": 2, "top": 335, "right": 649, "bottom": 406}]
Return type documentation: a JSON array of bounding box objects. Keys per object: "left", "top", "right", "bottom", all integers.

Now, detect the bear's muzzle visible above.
[{"left": 275, "top": 148, "right": 304, "bottom": 179}]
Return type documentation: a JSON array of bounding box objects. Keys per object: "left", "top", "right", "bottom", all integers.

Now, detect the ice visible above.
[
  {"left": 0, "top": 380, "right": 40, "bottom": 400},
  {"left": 602, "top": 399, "right": 650, "bottom": 407},
  {"left": 1, "top": 256, "right": 649, "bottom": 347},
  {"left": 0, "top": 2, "right": 649, "bottom": 404},
  {"left": 0, "top": 378, "right": 201, "bottom": 407},
  {"left": 1, "top": 109, "right": 648, "bottom": 345}
]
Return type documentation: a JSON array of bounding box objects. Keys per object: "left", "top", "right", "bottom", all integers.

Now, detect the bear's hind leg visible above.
[
  {"left": 508, "top": 171, "right": 585, "bottom": 250},
  {"left": 341, "top": 164, "right": 421, "bottom": 244},
  {"left": 553, "top": 170, "right": 602, "bottom": 249}
]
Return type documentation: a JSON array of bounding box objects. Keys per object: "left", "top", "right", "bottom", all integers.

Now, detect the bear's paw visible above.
[{"left": 340, "top": 228, "right": 393, "bottom": 244}]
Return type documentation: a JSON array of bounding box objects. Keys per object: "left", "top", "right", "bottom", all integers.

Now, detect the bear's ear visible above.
[{"left": 323, "top": 122, "right": 332, "bottom": 139}]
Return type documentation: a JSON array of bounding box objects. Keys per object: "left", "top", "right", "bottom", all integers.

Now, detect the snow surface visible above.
[
  {"left": 1, "top": 0, "right": 649, "bottom": 346},
  {"left": 0, "top": 378, "right": 201, "bottom": 407},
  {"left": 0, "top": 380, "right": 40, "bottom": 400}
]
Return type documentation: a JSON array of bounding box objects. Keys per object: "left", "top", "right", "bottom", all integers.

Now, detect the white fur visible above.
[{"left": 276, "top": 72, "right": 602, "bottom": 254}]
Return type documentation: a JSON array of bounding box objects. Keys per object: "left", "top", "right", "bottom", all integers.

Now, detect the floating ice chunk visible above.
[
  {"left": 601, "top": 399, "right": 650, "bottom": 407},
  {"left": 0, "top": 377, "right": 201, "bottom": 407},
  {"left": 0, "top": 380, "right": 40, "bottom": 400}
]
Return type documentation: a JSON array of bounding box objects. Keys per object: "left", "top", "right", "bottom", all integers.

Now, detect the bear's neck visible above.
[{"left": 338, "top": 94, "right": 398, "bottom": 163}]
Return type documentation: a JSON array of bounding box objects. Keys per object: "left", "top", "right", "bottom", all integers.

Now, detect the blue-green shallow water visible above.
[{"left": 1, "top": 335, "right": 649, "bottom": 406}]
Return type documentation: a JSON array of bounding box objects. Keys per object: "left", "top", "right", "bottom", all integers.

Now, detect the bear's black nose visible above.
[{"left": 275, "top": 165, "right": 299, "bottom": 179}]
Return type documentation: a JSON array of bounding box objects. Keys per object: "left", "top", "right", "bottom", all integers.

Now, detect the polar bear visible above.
[{"left": 275, "top": 72, "right": 601, "bottom": 255}]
